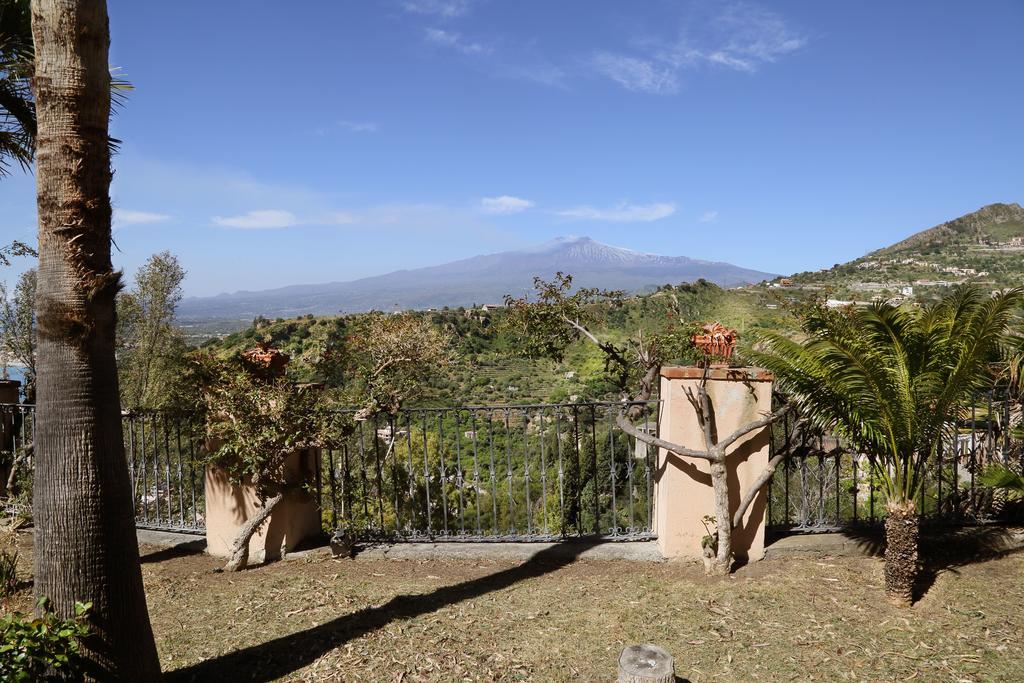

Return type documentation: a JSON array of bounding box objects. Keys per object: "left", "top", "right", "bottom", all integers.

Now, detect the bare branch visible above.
[
  {"left": 560, "top": 313, "right": 605, "bottom": 347},
  {"left": 683, "top": 382, "right": 715, "bottom": 452},
  {"left": 615, "top": 411, "right": 717, "bottom": 462},
  {"left": 732, "top": 451, "right": 786, "bottom": 529}
]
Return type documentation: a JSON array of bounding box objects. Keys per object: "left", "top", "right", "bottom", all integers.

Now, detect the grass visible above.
[{"left": 3, "top": 533, "right": 1024, "bottom": 681}]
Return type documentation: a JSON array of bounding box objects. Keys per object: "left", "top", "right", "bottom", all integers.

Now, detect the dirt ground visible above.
[{"left": 3, "top": 533, "right": 1023, "bottom": 682}]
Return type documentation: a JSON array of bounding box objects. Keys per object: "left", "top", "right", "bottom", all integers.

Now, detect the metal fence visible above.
[
  {"left": 318, "top": 402, "right": 660, "bottom": 542},
  {"left": 123, "top": 410, "right": 206, "bottom": 534},
  {"left": 767, "top": 390, "right": 1023, "bottom": 531},
  {"left": 1, "top": 401, "right": 660, "bottom": 542},
  {"left": 5, "top": 389, "right": 1022, "bottom": 540}
]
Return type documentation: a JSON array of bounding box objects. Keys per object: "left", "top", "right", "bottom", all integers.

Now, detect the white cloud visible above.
[
  {"left": 213, "top": 209, "right": 299, "bottom": 229},
  {"left": 699, "top": 210, "right": 719, "bottom": 223},
  {"left": 323, "top": 211, "right": 358, "bottom": 225},
  {"left": 592, "top": 3, "right": 806, "bottom": 94},
  {"left": 424, "top": 28, "right": 490, "bottom": 55},
  {"left": 557, "top": 202, "right": 676, "bottom": 223},
  {"left": 480, "top": 195, "right": 534, "bottom": 215},
  {"left": 113, "top": 209, "right": 171, "bottom": 226},
  {"left": 591, "top": 53, "right": 679, "bottom": 95},
  {"left": 402, "top": 0, "right": 476, "bottom": 18},
  {"left": 337, "top": 120, "right": 379, "bottom": 133}
]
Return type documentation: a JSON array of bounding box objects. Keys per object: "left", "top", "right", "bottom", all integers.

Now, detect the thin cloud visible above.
[
  {"left": 592, "top": 2, "right": 806, "bottom": 93},
  {"left": 424, "top": 28, "right": 490, "bottom": 55},
  {"left": 338, "top": 120, "right": 379, "bottom": 133},
  {"left": 591, "top": 53, "right": 679, "bottom": 95},
  {"left": 213, "top": 209, "right": 299, "bottom": 229},
  {"left": 557, "top": 202, "right": 676, "bottom": 223},
  {"left": 402, "top": 0, "right": 476, "bottom": 18},
  {"left": 113, "top": 209, "right": 171, "bottom": 226},
  {"left": 699, "top": 210, "right": 719, "bottom": 223},
  {"left": 480, "top": 195, "right": 534, "bottom": 215}
]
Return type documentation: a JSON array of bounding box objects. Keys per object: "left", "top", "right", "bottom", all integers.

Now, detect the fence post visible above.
[{"left": 654, "top": 366, "right": 774, "bottom": 562}]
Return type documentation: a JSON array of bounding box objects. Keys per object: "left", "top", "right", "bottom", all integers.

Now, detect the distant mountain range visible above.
[{"left": 178, "top": 236, "right": 776, "bottom": 320}]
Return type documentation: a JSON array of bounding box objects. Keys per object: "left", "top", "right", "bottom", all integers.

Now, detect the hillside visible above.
[
  {"left": 201, "top": 280, "right": 795, "bottom": 406},
  {"left": 782, "top": 203, "right": 1024, "bottom": 300},
  {"left": 178, "top": 236, "right": 776, "bottom": 322}
]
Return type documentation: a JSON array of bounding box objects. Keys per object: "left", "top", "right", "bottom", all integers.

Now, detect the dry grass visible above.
[{"left": 3, "top": 533, "right": 1023, "bottom": 682}]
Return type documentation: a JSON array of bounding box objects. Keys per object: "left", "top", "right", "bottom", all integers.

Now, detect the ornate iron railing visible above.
[
  {"left": 1, "top": 401, "right": 660, "bottom": 541},
  {"left": 317, "top": 401, "right": 660, "bottom": 542},
  {"left": 767, "top": 389, "right": 1023, "bottom": 531}
]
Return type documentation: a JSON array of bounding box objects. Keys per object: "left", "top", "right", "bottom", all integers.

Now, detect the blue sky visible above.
[{"left": 2, "top": 0, "right": 1022, "bottom": 296}]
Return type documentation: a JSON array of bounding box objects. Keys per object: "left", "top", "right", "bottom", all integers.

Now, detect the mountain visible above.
[
  {"left": 178, "top": 236, "right": 776, "bottom": 320},
  {"left": 786, "top": 203, "right": 1024, "bottom": 296},
  {"left": 873, "top": 202, "right": 1024, "bottom": 256}
]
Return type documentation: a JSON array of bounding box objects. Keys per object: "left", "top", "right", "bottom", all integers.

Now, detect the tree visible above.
[
  {"left": 1, "top": 0, "right": 127, "bottom": 178},
  {"left": 0, "top": 0, "right": 34, "bottom": 176},
  {"left": 0, "top": 240, "right": 35, "bottom": 266},
  {"left": 193, "top": 347, "right": 333, "bottom": 572},
  {"left": 345, "top": 312, "right": 455, "bottom": 418},
  {"left": 117, "top": 251, "right": 187, "bottom": 407},
  {"left": 503, "top": 273, "right": 792, "bottom": 574},
  {"left": 748, "top": 287, "right": 1021, "bottom": 605},
  {"left": 30, "top": 0, "right": 160, "bottom": 677},
  {"left": 0, "top": 267, "right": 36, "bottom": 394},
  {"left": 196, "top": 313, "right": 455, "bottom": 571}
]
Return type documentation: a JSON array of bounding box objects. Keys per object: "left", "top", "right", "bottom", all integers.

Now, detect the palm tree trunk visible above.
[
  {"left": 30, "top": 0, "right": 161, "bottom": 678},
  {"left": 883, "top": 499, "right": 919, "bottom": 606}
]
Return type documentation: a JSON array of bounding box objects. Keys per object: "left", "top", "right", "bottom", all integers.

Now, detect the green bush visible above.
[{"left": 0, "top": 598, "right": 91, "bottom": 682}]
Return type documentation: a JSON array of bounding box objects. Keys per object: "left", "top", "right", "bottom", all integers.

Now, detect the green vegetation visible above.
[
  {"left": 750, "top": 286, "right": 1022, "bottom": 604},
  {"left": 200, "top": 279, "right": 797, "bottom": 406},
  {"left": 0, "top": 598, "right": 91, "bottom": 682}
]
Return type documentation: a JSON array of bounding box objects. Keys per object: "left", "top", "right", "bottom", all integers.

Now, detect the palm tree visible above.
[
  {"left": 0, "top": 0, "right": 128, "bottom": 178},
  {"left": 31, "top": 0, "right": 160, "bottom": 677},
  {"left": 0, "top": 0, "right": 34, "bottom": 176},
  {"left": 748, "top": 287, "right": 1021, "bottom": 605}
]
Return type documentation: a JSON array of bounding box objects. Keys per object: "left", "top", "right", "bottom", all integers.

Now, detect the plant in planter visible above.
[
  {"left": 192, "top": 346, "right": 337, "bottom": 572},
  {"left": 194, "top": 313, "right": 454, "bottom": 570}
]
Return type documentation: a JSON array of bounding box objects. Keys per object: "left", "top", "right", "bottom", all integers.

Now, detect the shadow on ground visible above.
[
  {"left": 139, "top": 539, "right": 206, "bottom": 564},
  {"left": 165, "top": 539, "right": 605, "bottom": 682}
]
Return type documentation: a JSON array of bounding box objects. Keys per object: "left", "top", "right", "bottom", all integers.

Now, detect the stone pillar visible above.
[
  {"left": 0, "top": 380, "right": 19, "bottom": 405},
  {"left": 0, "top": 380, "right": 21, "bottom": 495},
  {"left": 204, "top": 448, "right": 322, "bottom": 563},
  {"left": 654, "top": 366, "right": 773, "bottom": 562}
]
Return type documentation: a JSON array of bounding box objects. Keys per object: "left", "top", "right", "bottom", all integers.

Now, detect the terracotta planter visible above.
[{"left": 204, "top": 448, "right": 321, "bottom": 563}]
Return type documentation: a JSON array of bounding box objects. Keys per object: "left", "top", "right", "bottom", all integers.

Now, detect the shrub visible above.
[{"left": 0, "top": 598, "right": 91, "bottom": 682}]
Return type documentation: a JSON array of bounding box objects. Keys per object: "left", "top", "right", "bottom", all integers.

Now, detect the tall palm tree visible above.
[
  {"left": 0, "top": 0, "right": 34, "bottom": 176},
  {"left": 748, "top": 286, "right": 1021, "bottom": 605},
  {"left": 31, "top": 0, "right": 160, "bottom": 677},
  {"left": 0, "top": 0, "right": 127, "bottom": 178}
]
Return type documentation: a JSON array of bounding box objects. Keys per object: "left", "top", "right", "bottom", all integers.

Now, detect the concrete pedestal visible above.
[
  {"left": 204, "top": 448, "right": 321, "bottom": 563},
  {"left": 0, "top": 380, "right": 21, "bottom": 496},
  {"left": 654, "top": 367, "right": 773, "bottom": 561}
]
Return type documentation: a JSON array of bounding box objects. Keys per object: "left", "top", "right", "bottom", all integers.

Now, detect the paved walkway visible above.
[{"left": 138, "top": 525, "right": 1024, "bottom": 564}]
